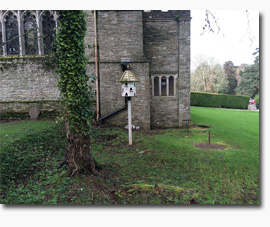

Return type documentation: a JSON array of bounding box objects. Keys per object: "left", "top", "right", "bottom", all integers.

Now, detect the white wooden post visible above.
[
  {"left": 128, "top": 97, "right": 132, "bottom": 145},
  {"left": 119, "top": 65, "right": 138, "bottom": 146}
]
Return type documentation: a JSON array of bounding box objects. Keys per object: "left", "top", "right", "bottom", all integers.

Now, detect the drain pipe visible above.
[
  {"left": 94, "top": 10, "right": 100, "bottom": 121},
  {"left": 99, "top": 97, "right": 128, "bottom": 122}
]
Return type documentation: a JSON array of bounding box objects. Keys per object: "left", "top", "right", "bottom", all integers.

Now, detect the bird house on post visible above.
[
  {"left": 119, "top": 66, "right": 139, "bottom": 97},
  {"left": 119, "top": 62, "right": 139, "bottom": 146}
]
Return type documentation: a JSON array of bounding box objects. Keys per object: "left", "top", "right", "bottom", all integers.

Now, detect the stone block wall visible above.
[
  {"left": 0, "top": 57, "right": 59, "bottom": 102},
  {"left": 178, "top": 12, "right": 191, "bottom": 124},
  {"left": 0, "top": 56, "right": 61, "bottom": 119},
  {"left": 84, "top": 10, "right": 96, "bottom": 62},
  {"left": 98, "top": 11, "right": 144, "bottom": 61},
  {"left": 95, "top": 10, "right": 151, "bottom": 129},
  {"left": 1, "top": 10, "right": 190, "bottom": 129},
  {"left": 150, "top": 96, "right": 179, "bottom": 128},
  {"left": 143, "top": 18, "right": 179, "bottom": 73},
  {"left": 0, "top": 100, "right": 61, "bottom": 119},
  {"left": 99, "top": 62, "right": 151, "bottom": 129},
  {"left": 143, "top": 10, "right": 191, "bottom": 127}
]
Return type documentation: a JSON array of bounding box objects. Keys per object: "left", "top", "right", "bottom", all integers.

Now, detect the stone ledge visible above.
[
  {"left": 0, "top": 100, "right": 60, "bottom": 104},
  {"left": 0, "top": 55, "right": 47, "bottom": 61},
  {"left": 0, "top": 100, "right": 62, "bottom": 120}
]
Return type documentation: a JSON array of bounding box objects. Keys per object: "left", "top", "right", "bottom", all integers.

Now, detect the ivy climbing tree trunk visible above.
[{"left": 56, "top": 11, "right": 99, "bottom": 176}]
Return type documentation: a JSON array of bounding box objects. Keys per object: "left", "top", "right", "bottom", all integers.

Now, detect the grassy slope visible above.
[
  {"left": 191, "top": 107, "right": 259, "bottom": 178},
  {"left": 190, "top": 107, "right": 260, "bottom": 203},
  {"left": 0, "top": 120, "right": 71, "bottom": 204},
  {"left": 89, "top": 107, "right": 259, "bottom": 204},
  {"left": 0, "top": 107, "right": 260, "bottom": 204},
  {"left": 0, "top": 120, "right": 58, "bottom": 150}
]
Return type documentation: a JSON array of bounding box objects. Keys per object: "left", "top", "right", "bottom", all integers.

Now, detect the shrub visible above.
[
  {"left": 190, "top": 91, "right": 250, "bottom": 109},
  {"left": 254, "top": 94, "right": 259, "bottom": 109}
]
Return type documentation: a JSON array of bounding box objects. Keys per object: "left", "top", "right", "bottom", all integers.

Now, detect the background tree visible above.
[
  {"left": 236, "top": 48, "right": 259, "bottom": 98},
  {"left": 201, "top": 10, "right": 223, "bottom": 35},
  {"left": 223, "top": 61, "right": 238, "bottom": 94},
  {"left": 191, "top": 57, "right": 227, "bottom": 93},
  {"left": 55, "top": 11, "right": 99, "bottom": 176}
]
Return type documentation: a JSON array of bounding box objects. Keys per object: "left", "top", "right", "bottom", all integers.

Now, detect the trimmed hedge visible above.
[{"left": 191, "top": 91, "right": 250, "bottom": 109}]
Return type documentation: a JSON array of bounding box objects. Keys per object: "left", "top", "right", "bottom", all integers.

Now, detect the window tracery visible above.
[{"left": 0, "top": 10, "right": 57, "bottom": 56}]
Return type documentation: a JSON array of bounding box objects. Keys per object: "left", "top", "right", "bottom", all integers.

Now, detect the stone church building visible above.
[{"left": 0, "top": 10, "right": 191, "bottom": 129}]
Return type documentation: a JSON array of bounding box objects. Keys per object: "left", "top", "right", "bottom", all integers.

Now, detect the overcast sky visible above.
[{"left": 191, "top": 10, "right": 259, "bottom": 71}]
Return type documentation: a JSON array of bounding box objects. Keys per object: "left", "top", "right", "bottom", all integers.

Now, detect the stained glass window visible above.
[
  {"left": 169, "top": 76, "right": 174, "bottom": 96},
  {"left": 24, "top": 11, "right": 38, "bottom": 55},
  {"left": 161, "top": 76, "right": 167, "bottom": 96},
  {"left": 42, "top": 11, "right": 55, "bottom": 54},
  {"left": 154, "top": 76, "right": 159, "bottom": 96},
  {"left": 5, "top": 11, "right": 19, "bottom": 55}
]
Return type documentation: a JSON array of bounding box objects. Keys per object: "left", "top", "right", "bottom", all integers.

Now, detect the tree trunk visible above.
[{"left": 65, "top": 125, "right": 100, "bottom": 176}]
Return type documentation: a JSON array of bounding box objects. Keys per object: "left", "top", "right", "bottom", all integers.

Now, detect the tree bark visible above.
[{"left": 65, "top": 125, "right": 100, "bottom": 176}]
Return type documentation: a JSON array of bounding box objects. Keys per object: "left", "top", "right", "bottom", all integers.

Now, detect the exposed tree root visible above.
[{"left": 64, "top": 128, "right": 101, "bottom": 177}]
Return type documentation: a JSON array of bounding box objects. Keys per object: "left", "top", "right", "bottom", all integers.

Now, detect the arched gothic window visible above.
[
  {"left": 23, "top": 11, "right": 38, "bottom": 55},
  {"left": 0, "top": 10, "right": 57, "bottom": 56},
  {"left": 5, "top": 11, "right": 19, "bottom": 55},
  {"left": 42, "top": 11, "right": 56, "bottom": 55}
]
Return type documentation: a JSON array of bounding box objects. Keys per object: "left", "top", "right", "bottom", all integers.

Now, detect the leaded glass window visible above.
[
  {"left": 161, "top": 76, "right": 167, "bottom": 96},
  {"left": 23, "top": 11, "right": 38, "bottom": 55},
  {"left": 0, "top": 22, "right": 3, "bottom": 55},
  {"left": 169, "top": 76, "right": 174, "bottom": 96},
  {"left": 152, "top": 74, "right": 177, "bottom": 97},
  {"left": 154, "top": 76, "right": 159, "bottom": 96},
  {"left": 42, "top": 11, "right": 55, "bottom": 54},
  {"left": 0, "top": 10, "right": 57, "bottom": 56},
  {"left": 5, "top": 11, "right": 19, "bottom": 55}
]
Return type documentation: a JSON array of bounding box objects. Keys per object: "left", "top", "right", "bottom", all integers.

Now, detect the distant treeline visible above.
[{"left": 191, "top": 48, "right": 259, "bottom": 99}]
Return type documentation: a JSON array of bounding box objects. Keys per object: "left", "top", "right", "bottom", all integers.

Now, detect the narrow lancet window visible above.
[
  {"left": 169, "top": 76, "right": 174, "bottom": 96},
  {"left": 161, "top": 76, "right": 167, "bottom": 96},
  {"left": 5, "top": 11, "right": 19, "bottom": 55},
  {"left": 0, "top": 22, "right": 3, "bottom": 55},
  {"left": 42, "top": 11, "right": 56, "bottom": 54},
  {"left": 154, "top": 76, "right": 159, "bottom": 96},
  {"left": 24, "top": 11, "right": 38, "bottom": 55}
]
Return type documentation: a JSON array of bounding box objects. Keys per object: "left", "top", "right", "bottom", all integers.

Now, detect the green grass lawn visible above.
[
  {"left": 0, "top": 120, "right": 58, "bottom": 150},
  {"left": 0, "top": 107, "right": 259, "bottom": 204},
  {"left": 190, "top": 107, "right": 259, "bottom": 203}
]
